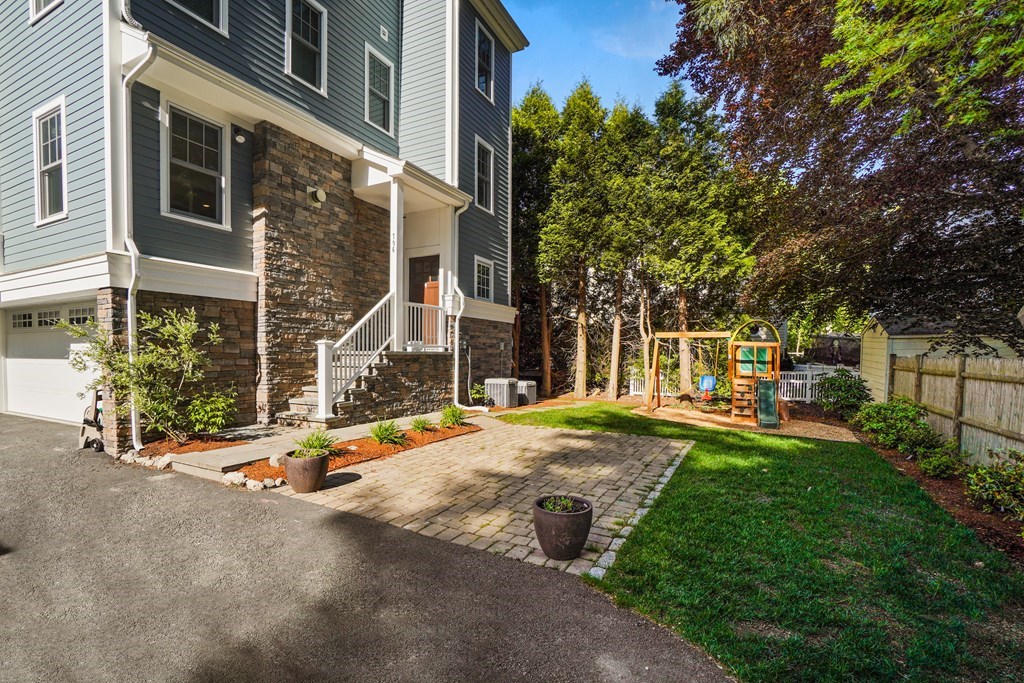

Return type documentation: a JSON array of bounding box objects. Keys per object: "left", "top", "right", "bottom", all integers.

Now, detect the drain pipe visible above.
[{"left": 122, "top": 41, "right": 157, "bottom": 452}]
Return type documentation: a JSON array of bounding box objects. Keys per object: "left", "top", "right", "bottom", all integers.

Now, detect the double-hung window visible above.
[
  {"left": 475, "top": 257, "right": 493, "bottom": 302},
  {"left": 475, "top": 138, "right": 494, "bottom": 213},
  {"left": 168, "top": 108, "right": 224, "bottom": 224},
  {"left": 166, "top": 0, "right": 227, "bottom": 33},
  {"left": 365, "top": 46, "right": 393, "bottom": 134},
  {"left": 33, "top": 97, "right": 67, "bottom": 225},
  {"left": 30, "top": 0, "right": 63, "bottom": 23},
  {"left": 287, "top": 0, "right": 327, "bottom": 93},
  {"left": 476, "top": 21, "right": 494, "bottom": 101}
]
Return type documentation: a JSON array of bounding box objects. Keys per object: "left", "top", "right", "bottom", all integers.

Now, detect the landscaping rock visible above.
[
  {"left": 588, "top": 566, "right": 607, "bottom": 580},
  {"left": 155, "top": 454, "right": 174, "bottom": 470},
  {"left": 269, "top": 452, "right": 288, "bottom": 467},
  {"left": 136, "top": 457, "right": 155, "bottom": 468},
  {"left": 223, "top": 471, "right": 247, "bottom": 486},
  {"left": 263, "top": 478, "right": 276, "bottom": 489},
  {"left": 120, "top": 450, "right": 139, "bottom": 464},
  {"left": 274, "top": 478, "right": 286, "bottom": 487},
  {"left": 245, "top": 480, "right": 265, "bottom": 492},
  {"left": 596, "top": 551, "right": 617, "bottom": 569}
]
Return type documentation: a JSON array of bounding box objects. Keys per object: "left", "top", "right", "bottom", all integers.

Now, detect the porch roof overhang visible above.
[{"left": 353, "top": 148, "right": 472, "bottom": 213}]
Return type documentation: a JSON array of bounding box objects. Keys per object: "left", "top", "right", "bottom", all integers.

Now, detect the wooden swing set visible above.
[{"left": 645, "top": 320, "right": 783, "bottom": 424}]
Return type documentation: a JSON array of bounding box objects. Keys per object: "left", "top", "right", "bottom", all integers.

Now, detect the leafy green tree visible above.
[
  {"left": 61, "top": 308, "right": 236, "bottom": 444},
  {"left": 538, "top": 82, "right": 609, "bottom": 398},
  {"left": 512, "top": 85, "right": 560, "bottom": 396}
]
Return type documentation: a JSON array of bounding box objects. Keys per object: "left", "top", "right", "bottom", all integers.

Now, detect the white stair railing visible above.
[
  {"left": 404, "top": 302, "right": 447, "bottom": 350},
  {"left": 316, "top": 292, "right": 395, "bottom": 418}
]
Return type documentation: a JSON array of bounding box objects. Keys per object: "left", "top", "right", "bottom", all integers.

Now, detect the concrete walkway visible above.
[
  {"left": 0, "top": 413, "right": 729, "bottom": 683},
  {"left": 278, "top": 417, "right": 692, "bottom": 576}
]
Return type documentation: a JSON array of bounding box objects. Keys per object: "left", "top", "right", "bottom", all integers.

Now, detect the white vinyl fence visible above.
[{"left": 630, "top": 365, "right": 857, "bottom": 403}]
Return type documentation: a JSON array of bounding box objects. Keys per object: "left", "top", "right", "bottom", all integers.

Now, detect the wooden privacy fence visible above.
[{"left": 890, "top": 354, "right": 1024, "bottom": 461}]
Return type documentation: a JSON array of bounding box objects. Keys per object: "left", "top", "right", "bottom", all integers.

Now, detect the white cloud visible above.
[{"left": 590, "top": 0, "right": 679, "bottom": 60}]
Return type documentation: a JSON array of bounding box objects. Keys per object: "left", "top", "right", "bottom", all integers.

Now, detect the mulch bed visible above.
[
  {"left": 787, "top": 402, "right": 849, "bottom": 428},
  {"left": 142, "top": 436, "right": 250, "bottom": 458},
  {"left": 240, "top": 424, "right": 481, "bottom": 482},
  {"left": 855, "top": 433, "right": 1024, "bottom": 568}
]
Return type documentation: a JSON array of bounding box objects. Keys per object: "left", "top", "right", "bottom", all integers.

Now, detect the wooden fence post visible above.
[
  {"left": 887, "top": 353, "right": 897, "bottom": 400},
  {"left": 913, "top": 355, "right": 924, "bottom": 403},
  {"left": 952, "top": 354, "right": 967, "bottom": 445}
]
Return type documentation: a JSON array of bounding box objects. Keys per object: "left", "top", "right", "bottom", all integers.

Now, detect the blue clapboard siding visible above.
[
  {"left": 0, "top": 0, "right": 107, "bottom": 273},
  {"left": 131, "top": 84, "right": 254, "bottom": 271},
  {"left": 130, "top": 0, "right": 401, "bottom": 157},
  {"left": 457, "top": 1, "right": 510, "bottom": 306},
  {"left": 398, "top": 0, "right": 447, "bottom": 178}
]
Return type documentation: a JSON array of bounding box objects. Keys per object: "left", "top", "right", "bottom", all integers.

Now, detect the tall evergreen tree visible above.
[
  {"left": 538, "top": 82, "right": 609, "bottom": 398},
  {"left": 512, "top": 85, "right": 560, "bottom": 395}
]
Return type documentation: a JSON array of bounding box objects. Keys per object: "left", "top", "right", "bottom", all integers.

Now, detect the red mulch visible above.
[
  {"left": 856, "top": 434, "right": 1024, "bottom": 568},
  {"left": 240, "top": 424, "right": 481, "bottom": 482},
  {"left": 142, "top": 436, "right": 250, "bottom": 458}
]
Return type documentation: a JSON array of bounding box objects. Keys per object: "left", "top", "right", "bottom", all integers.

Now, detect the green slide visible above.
[{"left": 757, "top": 379, "right": 780, "bottom": 429}]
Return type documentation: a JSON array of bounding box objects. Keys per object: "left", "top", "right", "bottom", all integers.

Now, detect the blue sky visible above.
[{"left": 504, "top": 0, "right": 683, "bottom": 113}]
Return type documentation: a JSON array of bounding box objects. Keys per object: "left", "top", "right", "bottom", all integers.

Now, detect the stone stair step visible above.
[{"left": 275, "top": 411, "right": 348, "bottom": 429}]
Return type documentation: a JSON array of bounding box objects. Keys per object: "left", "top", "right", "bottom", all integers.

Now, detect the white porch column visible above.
[
  {"left": 389, "top": 178, "right": 406, "bottom": 351},
  {"left": 315, "top": 339, "right": 333, "bottom": 419}
]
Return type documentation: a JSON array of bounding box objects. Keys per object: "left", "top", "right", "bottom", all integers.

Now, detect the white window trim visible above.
[
  {"left": 166, "top": 0, "right": 229, "bottom": 37},
  {"left": 474, "top": 136, "right": 495, "bottom": 215},
  {"left": 159, "top": 97, "right": 233, "bottom": 232},
  {"left": 29, "top": 0, "right": 63, "bottom": 25},
  {"left": 285, "top": 0, "right": 329, "bottom": 97},
  {"left": 474, "top": 19, "right": 495, "bottom": 105},
  {"left": 364, "top": 43, "right": 395, "bottom": 137},
  {"left": 32, "top": 95, "right": 69, "bottom": 227},
  {"left": 474, "top": 255, "right": 494, "bottom": 302}
]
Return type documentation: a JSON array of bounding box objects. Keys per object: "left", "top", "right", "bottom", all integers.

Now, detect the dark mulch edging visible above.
[{"left": 856, "top": 433, "right": 1024, "bottom": 568}]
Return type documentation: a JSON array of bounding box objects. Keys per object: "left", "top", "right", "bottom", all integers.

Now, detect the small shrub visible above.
[
  {"left": 541, "top": 496, "right": 577, "bottom": 513},
  {"left": 898, "top": 420, "right": 944, "bottom": 458},
  {"left": 964, "top": 450, "right": 1024, "bottom": 522},
  {"left": 186, "top": 390, "right": 237, "bottom": 434},
  {"left": 369, "top": 420, "right": 407, "bottom": 446},
  {"left": 851, "top": 396, "right": 930, "bottom": 450},
  {"left": 409, "top": 416, "right": 434, "bottom": 434},
  {"left": 469, "top": 383, "right": 495, "bottom": 407},
  {"left": 919, "top": 440, "right": 965, "bottom": 479},
  {"left": 293, "top": 429, "right": 335, "bottom": 459},
  {"left": 813, "top": 369, "right": 871, "bottom": 420},
  {"left": 439, "top": 404, "right": 467, "bottom": 428}
]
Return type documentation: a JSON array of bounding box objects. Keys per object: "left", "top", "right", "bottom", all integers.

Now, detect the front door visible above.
[{"left": 408, "top": 255, "right": 440, "bottom": 304}]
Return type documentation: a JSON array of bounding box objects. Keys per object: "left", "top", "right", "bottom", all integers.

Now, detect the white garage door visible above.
[{"left": 4, "top": 303, "right": 96, "bottom": 423}]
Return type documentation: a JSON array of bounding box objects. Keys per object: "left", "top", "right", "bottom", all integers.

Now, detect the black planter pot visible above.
[
  {"left": 533, "top": 495, "right": 594, "bottom": 561},
  {"left": 283, "top": 453, "right": 329, "bottom": 493}
]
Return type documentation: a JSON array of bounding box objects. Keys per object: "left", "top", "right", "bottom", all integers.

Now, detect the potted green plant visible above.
[
  {"left": 284, "top": 429, "right": 334, "bottom": 493},
  {"left": 532, "top": 495, "right": 593, "bottom": 560}
]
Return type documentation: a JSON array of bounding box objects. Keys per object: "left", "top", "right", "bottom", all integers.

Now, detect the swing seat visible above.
[{"left": 698, "top": 375, "right": 717, "bottom": 400}]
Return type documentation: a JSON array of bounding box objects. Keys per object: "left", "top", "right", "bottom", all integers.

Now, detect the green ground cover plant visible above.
[
  {"left": 368, "top": 420, "right": 407, "bottom": 446},
  {"left": 500, "top": 403, "right": 1024, "bottom": 682}
]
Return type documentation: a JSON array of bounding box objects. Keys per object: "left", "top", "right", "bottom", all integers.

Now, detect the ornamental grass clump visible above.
[
  {"left": 292, "top": 429, "right": 335, "bottom": 458},
  {"left": 409, "top": 416, "right": 434, "bottom": 434},
  {"left": 369, "top": 420, "right": 407, "bottom": 446},
  {"left": 439, "top": 404, "right": 467, "bottom": 428}
]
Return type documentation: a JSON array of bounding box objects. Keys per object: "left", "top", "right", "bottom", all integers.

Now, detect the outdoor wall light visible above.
[
  {"left": 310, "top": 188, "right": 327, "bottom": 204},
  {"left": 232, "top": 127, "right": 246, "bottom": 144}
]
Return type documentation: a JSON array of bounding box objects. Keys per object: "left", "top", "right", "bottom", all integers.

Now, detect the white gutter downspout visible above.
[
  {"left": 450, "top": 202, "right": 485, "bottom": 412},
  {"left": 121, "top": 34, "right": 157, "bottom": 452}
]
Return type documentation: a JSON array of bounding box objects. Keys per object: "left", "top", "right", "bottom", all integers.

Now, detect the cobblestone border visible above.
[{"left": 587, "top": 440, "right": 694, "bottom": 580}]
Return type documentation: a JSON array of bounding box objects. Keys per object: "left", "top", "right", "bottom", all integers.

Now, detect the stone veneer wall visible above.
[
  {"left": 95, "top": 288, "right": 257, "bottom": 453},
  {"left": 252, "top": 122, "right": 390, "bottom": 419},
  {"left": 342, "top": 351, "right": 454, "bottom": 423},
  {"left": 458, "top": 316, "right": 514, "bottom": 404}
]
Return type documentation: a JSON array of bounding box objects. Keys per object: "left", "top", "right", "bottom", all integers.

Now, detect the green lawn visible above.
[{"left": 500, "top": 403, "right": 1024, "bottom": 682}]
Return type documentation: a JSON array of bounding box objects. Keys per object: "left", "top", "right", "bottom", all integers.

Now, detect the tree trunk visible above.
[
  {"left": 512, "top": 288, "right": 521, "bottom": 379},
  {"left": 639, "top": 280, "right": 653, "bottom": 410},
  {"left": 539, "top": 284, "right": 552, "bottom": 398},
  {"left": 574, "top": 266, "right": 588, "bottom": 399},
  {"left": 607, "top": 271, "right": 623, "bottom": 400},
  {"left": 677, "top": 285, "right": 691, "bottom": 397}
]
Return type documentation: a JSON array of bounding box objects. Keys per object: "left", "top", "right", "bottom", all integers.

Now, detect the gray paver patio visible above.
[{"left": 278, "top": 417, "right": 692, "bottom": 573}]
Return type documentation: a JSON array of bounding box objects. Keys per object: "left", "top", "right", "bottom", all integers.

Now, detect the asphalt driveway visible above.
[{"left": 0, "top": 413, "right": 729, "bottom": 683}]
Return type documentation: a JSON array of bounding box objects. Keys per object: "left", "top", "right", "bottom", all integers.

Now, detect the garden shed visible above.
[{"left": 860, "top": 318, "right": 1015, "bottom": 402}]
